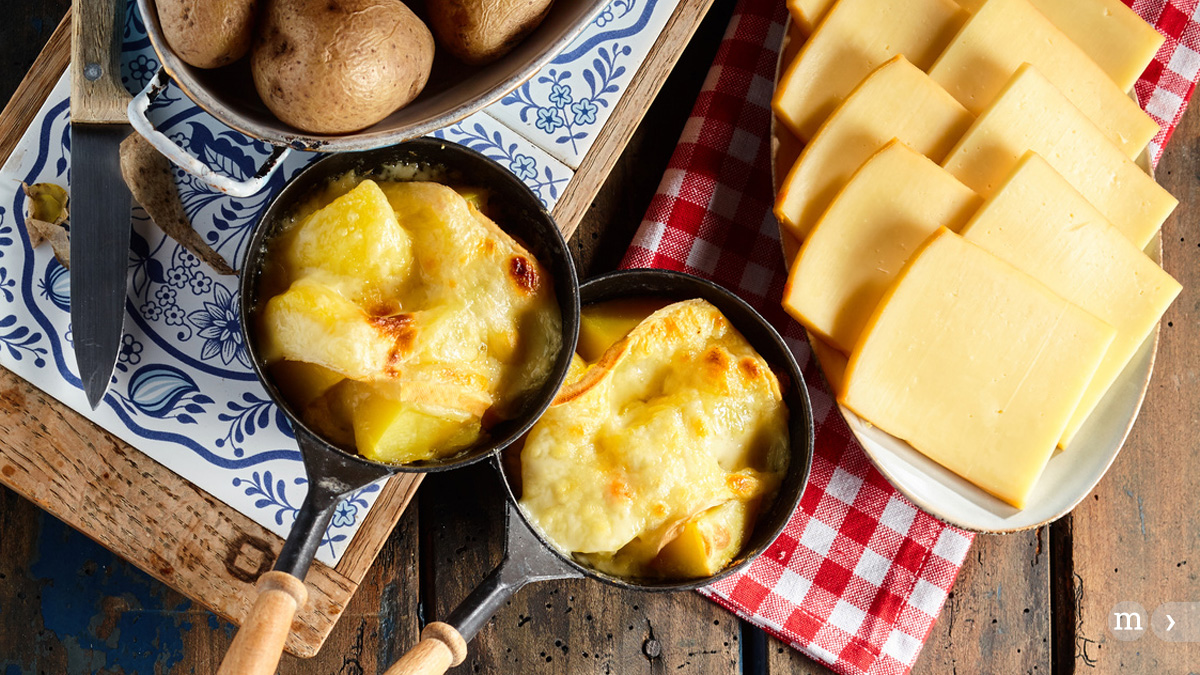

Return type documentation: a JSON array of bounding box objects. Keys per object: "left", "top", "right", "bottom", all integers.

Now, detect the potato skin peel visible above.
[
  {"left": 428, "top": 0, "right": 555, "bottom": 65},
  {"left": 158, "top": 0, "right": 259, "bottom": 69},
  {"left": 252, "top": 0, "right": 435, "bottom": 134}
]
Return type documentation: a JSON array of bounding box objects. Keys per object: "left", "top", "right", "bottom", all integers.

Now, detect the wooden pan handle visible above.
[
  {"left": 216, "top": 571, "right": 308, "bottom": 675},
  {"left": 383, "top": 622, "right": 468, "bottom": 675}
]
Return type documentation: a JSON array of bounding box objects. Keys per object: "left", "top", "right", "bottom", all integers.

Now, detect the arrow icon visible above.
[{"left": 1166, "top": 614, "right": 1176, "bottom": 631}]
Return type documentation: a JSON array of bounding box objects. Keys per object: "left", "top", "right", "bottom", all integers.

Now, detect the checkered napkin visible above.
[{"left": 618, "top": 0, "right": 1200, "bottom": 672}]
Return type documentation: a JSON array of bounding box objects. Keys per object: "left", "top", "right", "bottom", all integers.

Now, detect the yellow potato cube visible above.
[
  {"left": 347, "top": 385, "right": 483, "bottom": 463},
  {"left": 452, "top": 186, "right": 492, "bottom": 215},
  {"left": 578, "top": 298, "right": 670, "bottom": 362},
  {"left": 269, "top": 361, "right": 345, "bottom": 411},
  {"left": 565, "top": 353, "right": 588, "bottom": 385},
  {"left": 654, "top": 499, "right": 758, "bottom": 578},
  {"left": 299, "top": 381, "right": 356, "bottom": 448}
]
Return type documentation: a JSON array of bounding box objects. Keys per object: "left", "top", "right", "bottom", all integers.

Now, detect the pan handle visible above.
[
  {"left": 383, "top": 622, "right": 468, "bottom": 675},
  {"left": 127, "top": 68, "right": 291, "bottom": 198},
  {"left": 216, "top": 428, "right": 389, "bottom": 675},
  {"left": 384, "top": 504, "right": 581, "bottom": 674},
  {"left": 215, "top": 570, "right": 308, "bottom": 675}
]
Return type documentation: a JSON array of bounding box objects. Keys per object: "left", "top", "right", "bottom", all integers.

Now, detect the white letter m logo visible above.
[{"left": 1112, "top": 612, "right": 1144, "bottom": 631}]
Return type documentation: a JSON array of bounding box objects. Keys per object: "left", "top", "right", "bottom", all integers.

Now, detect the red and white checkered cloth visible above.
[{"left": 619, "top": 0, "right": 1200, "bottom": 673}]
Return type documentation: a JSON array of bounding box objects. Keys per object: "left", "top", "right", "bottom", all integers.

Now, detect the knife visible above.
[{"left": 70, "top": 0, "right": 133, "bottom": 409}]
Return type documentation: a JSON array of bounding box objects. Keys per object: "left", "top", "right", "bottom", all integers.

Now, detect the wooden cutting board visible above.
[{"left": 0, "top": 1, "right": 715, "bottom": 658}]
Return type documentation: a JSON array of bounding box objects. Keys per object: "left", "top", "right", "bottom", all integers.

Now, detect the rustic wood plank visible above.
[
  {"left": 0, "top": 372, "right": 422, "bottom": 658},
  {"left": 0, "top": 9, "right": 70, "bottom": 167},
  {"left": 417, "top": 464, "right": 743, "bottom": 674},
  {"left": 552, "top": 0, "right": 719, "bottom": 238},
  {"left": 762, "top": 529, "right": 1050, "bottom": 674},
  {"left": 569, "top": 0, "right": 739, "bottom": 279},
  {"left": 1064, "top": 104, "right": 1200, "bottom": 671},
  {"left": 0, "top": 483, "right": 421, "bottom": 674}
]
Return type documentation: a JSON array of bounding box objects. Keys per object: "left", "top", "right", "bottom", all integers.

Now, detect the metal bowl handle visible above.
[{"left": 127, "top": 68, "right": 291, "bottom": 198}]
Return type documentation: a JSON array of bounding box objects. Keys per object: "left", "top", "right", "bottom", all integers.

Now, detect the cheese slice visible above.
[
  {"left": 783, "top": 140, "right": 981, "bottom": 353},
  {"left": 773, "top": 0, "right": 967, "bottom": 142},
  {"left": 775, "top": 56, "right": 974, "bottom": 240},
  {"left": 786, "top": 0, "right": 833, "bottom": 35},
  {"left": 929, "top": 0, "right": 1158, "bottom": 159},
  {"left": 808, "top": 334, "right": 848, "bottom": 396},
  {"left": 959, "top": 153, "right": 1181, "bottom": 448},
  {"left": 841, "top": 229, "right": 1115, "bottom": 508},
  {"left": 953, "top": 0, "right": 1164, "bottom": 92},
  {"left": 942, "top": 64, "right": 1177, "bottom": 249}
]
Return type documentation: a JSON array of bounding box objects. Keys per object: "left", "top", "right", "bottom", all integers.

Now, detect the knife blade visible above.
[{"left": 70, "top": 0, "right": 133, "bottom": 409}]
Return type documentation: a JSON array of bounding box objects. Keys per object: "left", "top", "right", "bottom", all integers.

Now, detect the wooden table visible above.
[{"left": 2, "top": 4, "right": 1198, "bottom": 673}]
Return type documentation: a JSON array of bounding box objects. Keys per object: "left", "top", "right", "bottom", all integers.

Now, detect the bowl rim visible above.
[
  {"left": 238, "top": 137, "right": 581, "bottom": 474},
  {"left": 135, "top": 0, "right": 610, "bottom": 151}
]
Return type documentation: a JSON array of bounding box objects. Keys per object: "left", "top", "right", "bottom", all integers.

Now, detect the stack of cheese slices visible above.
[{"left": 772, "top": 0, "right": 1182, "bottom": 510}]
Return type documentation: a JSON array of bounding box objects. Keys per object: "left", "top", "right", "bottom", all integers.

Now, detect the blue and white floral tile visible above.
[
  {"left": 432, "top": 112, "right": 573, "bottom": 212},
  {"left": 484, "top": 0, "right": 683, "bottom": 169}
]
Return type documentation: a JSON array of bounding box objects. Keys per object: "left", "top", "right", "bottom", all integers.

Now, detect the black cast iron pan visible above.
[
  {"left": 219, "top": 138, "right": 580, "bottom": 675},
  {"left": 385, "top": 269, "right": 814, "bottom": 675}
]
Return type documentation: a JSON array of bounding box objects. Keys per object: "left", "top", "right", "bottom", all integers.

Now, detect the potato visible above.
[
  {"left": 158, "top": 0, "right": 258, "bottom": 69},
  {"left": 251, "top": 0, "right": 435, "bottom": 134},
  {"left": 428, "top": 0, "right": 554, "bottom": 65}
]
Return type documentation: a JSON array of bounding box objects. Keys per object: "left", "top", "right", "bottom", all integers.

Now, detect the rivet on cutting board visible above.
[{"left": 83, "top": 63, "right": 103, "bottom": 81}]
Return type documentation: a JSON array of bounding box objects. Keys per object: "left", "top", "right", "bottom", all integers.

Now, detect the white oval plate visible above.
[{"left": 770, "top": 19, "right": 1162, "bottom": 532}]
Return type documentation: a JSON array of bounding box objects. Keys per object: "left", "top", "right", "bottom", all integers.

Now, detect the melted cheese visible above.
[
  {"left": 928, "top": 0, "right": 1158, "bottom": 159},
  {"left": 520, "top": 300, "right": 788, "bottom": 576},
  {"left": 259, "top": 178, "right": 562, "bottom": 463},
  {"left": 842, "top": 229, "right": 1115, "bottom": 507},
  {"left": 959, "top": 153, "right": 1181, "bottom": 448},
  {"left": 784, "top": 140, "right": 981, "bottom": 353},
  {"left": 775, "top": 56, "right": 974, "bottom": 240},
  {"left": 942, "top": 64, "right": 1177, "bottom": 249},
  {"left": 773, "top": 0, "right": 967, "bottom": 142}
]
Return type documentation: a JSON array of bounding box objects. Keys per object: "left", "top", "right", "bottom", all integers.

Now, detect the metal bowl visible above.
[{"left": 135, "top": 0, "right": 607, "bottom": 151}]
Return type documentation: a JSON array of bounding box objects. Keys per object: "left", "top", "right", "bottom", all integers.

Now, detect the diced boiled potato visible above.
[
  {"left": 346, "top": 384, "right": 483, "bottom": 463},
  {"left": 453, "top": 186, "right": 491, "bottom": 215},
  {"left": 259, "top": 279, "right": 397, "bottom": 380},
  {"left": 654, "top": 499, "right": 758, "bottom": 578},
  {"left": 577, "top": 298, "right": 670, "bottom": 362},
  {"left": 270, "top": 360, "right": 345, "bottom": 410},
  {"left": 282, "top": 179, "right": 413, "bottom": 305},
  {"left": 299, "top": 382, "right": 356, "bottom": 449},
  {"left": 565, "top": 353, "right": 588, "bottom": 385}
]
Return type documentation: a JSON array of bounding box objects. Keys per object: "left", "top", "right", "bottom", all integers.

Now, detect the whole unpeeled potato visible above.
[
  {"left": 158, "top": 0, "right": 258, "bottom": 69},
  {"left": 252, "top": 0, "right": 435, "bottom": 135},
  {"left": 428, "top": 0, "right": 555, "bottom": 65}
]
